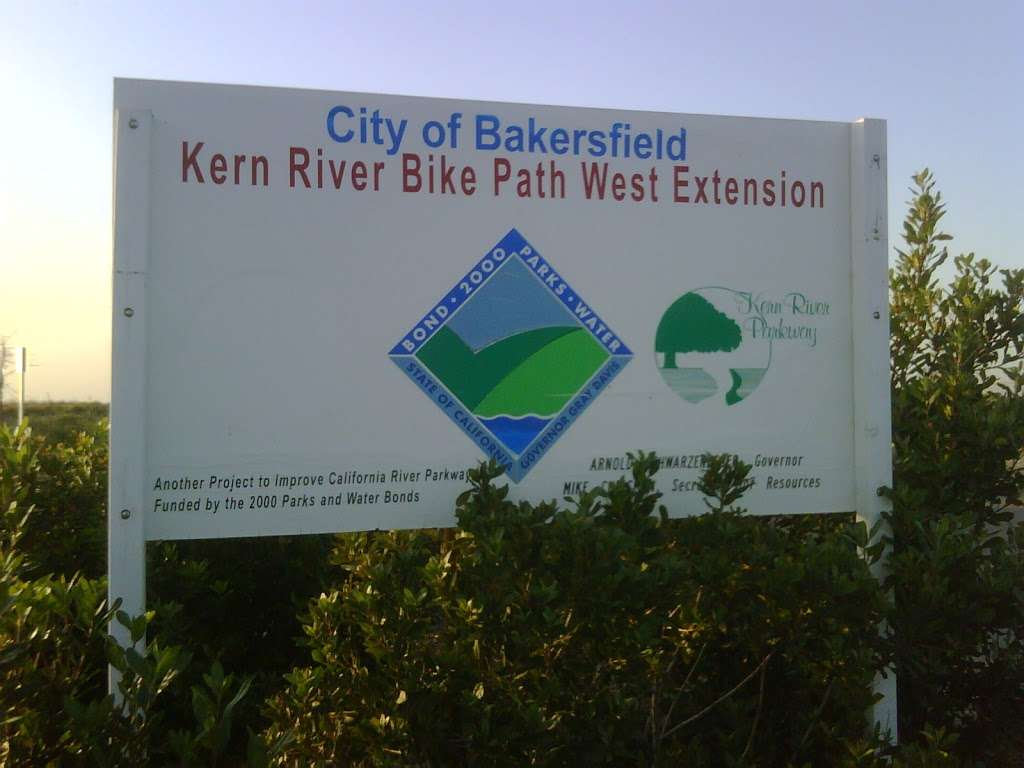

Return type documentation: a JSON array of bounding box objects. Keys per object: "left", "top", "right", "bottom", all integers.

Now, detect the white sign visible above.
[{"left": 111, "top": 79, "right": 889, "bottom": 544}]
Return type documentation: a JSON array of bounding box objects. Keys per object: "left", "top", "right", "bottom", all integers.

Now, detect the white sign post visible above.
[
  {"left": 110, "top": 80, "right": 893, "bottom": 734},
  {"left": 14, "top": 347, "right": 26, "bottom": 425},
  {"left": 850, "top": 119, "right": 897, "bottom": 739}
]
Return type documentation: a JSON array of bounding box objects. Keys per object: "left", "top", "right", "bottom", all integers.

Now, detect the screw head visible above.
[
  {"left": 123, "top": 307, "right": 134, "bottom": 317},
  {"left": 128, "top": 118, "right": 139, "bottom": 129},
  {"left": 120, "top": 509, "right": 131, "bottom": 520}
]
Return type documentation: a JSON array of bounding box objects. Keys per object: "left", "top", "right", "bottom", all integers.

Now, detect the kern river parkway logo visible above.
[{"left": 390, "top": 229, "right": 633, "bottom": 482}]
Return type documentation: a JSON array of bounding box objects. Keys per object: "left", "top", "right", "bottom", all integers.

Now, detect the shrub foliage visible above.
[
  {"left": 264, "top": 455, "right": 883, "bottom": 767},
  {"left": 885, "top": 170, "right": 1024, "bottom": 762}
]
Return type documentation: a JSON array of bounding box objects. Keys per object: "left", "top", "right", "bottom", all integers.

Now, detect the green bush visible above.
[
  {"left": 0, "top": 423, "right": 107, "bottom": 579},
  {"left": 147, "top": 532, "right": 335, "bottom": 754},
  {"left": 0, "top": 423, "right": 310, "bottom": 764},
  {"left": 0, "top": 498, "right": 268, "bottom": 766},
  {"left": 886, "top": 170, "right": 1024, "bottom": 762},
  {"left": 263, "top": 455, "right": 885, "bottom": 767}
]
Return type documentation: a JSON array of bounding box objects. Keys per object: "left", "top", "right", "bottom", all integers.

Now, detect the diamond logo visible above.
[{"left": 390, "top": 229, "right": 633, "bottom": 482}]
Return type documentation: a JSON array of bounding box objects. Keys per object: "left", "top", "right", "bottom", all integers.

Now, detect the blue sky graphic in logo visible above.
[{"left": 390, "top": 229, "right": 633, "bottom": 482}]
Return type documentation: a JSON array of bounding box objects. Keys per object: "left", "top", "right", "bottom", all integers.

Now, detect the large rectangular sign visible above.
[{"left": 112, "top": 79, "right": 887, "bottom": 542}]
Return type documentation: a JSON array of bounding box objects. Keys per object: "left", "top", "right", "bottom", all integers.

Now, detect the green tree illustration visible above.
[{"left": 655, "top": 292, "right": 742, "bottom": 369}]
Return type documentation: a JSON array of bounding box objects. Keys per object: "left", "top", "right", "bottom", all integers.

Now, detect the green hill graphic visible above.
[
  {"left": 417, "top": 325, "right": 608, "bottom": 417},
  {"left": 475, "top": 330, "right": 609, "bottom": 417}
]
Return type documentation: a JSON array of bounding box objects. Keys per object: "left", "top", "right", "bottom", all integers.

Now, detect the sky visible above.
[{"left": 1, "top": 0, "right": 1021, "bottom": 402}]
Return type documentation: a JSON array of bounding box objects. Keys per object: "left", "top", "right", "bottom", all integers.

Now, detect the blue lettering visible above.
[
  {"left": 527, "top": 118, "right": 547, "bottom": 152},
  {"left": 476, "top": 114, "right": 501, "bottom": 150},
  {"left": 667, "top": 129, "right": 687, "bottom": 161},
  {"left": 326, "top": 105, "right": 354, "bottom": 143},
  {"left": 505, "top": 124, "right": 524, "bottom": 152},
  {"left": 422, "top": 120, "right": 446, "bottom": 148},
  {"left": 550, "top": 128, "right": 569, "bottom": 155}
]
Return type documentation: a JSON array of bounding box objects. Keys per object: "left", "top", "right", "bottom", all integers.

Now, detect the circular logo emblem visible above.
[{"left": 655, "top": 287, "right": 772, "bottom": 406}]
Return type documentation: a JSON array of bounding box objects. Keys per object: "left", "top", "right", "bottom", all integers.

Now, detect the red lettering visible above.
[
  {"left": 517, "top": 171, "right": 532, "bottom": 198},
  {"left": 792, "top": 180, "right": 806, "bottom": 207},
  {"left": 694, "top": 175, "right": 710, "bottom": 204},
  {"left": 330, "top": 159, "right": 348, "bottom": 189},
  {"left": 351, "top": 161, "right": 367, "bottom": 191},
  {"left": 549, "top": 163, "right": 565, "bottom": 199},
  {"left": 461, "top": 166, "right": 477, "bottom": 195},
  {"left": 182, "top": 141, "right": 204, "bottom": 183},
  {"left": 580, "top": 162, "right": 609, "bottom": 199},
  {"left": 630, "top": 173, "right": 645, "bottom": 202},
  {"left": 744, "top": 178, "right": 758, "bottom": 205},
  {"left": 289, "top": 147, "right": 310, "bottom": 188},
  {"left": 811, "top": 181, "right": 824, "bottom": 208},
  {"left": 250, "top": 156, "right": 268, "bottom": 187},
  {"left": 673, "top": 165, "right": 689, "bottom": 202},
  {"left": 725, "top": 177, "right": 739, "bottom": 205},
  {"left": 611, "top": 172, "right": 626, "bottom": 201},
  {"left": 402, "top": 153, "right": 421, "bottom": 192},
  {"left": 210, "top": 153, "right": 227, "bottom": 184},
  {"left": 493, "top": 157, "right": 511, "bottom": 195},
  {"left": 439, "top": 156, "right": 456, "bottom": 194}
]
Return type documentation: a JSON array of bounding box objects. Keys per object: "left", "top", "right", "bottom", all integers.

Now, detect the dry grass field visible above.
[{"left": 0, "top": 400, "right": 108, "bottom": 443}]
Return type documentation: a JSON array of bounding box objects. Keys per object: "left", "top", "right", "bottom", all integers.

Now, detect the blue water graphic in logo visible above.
[{"left": 478, "top": 415, "right": 552, "bottom": 454}]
